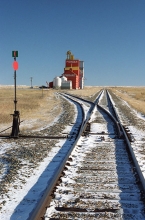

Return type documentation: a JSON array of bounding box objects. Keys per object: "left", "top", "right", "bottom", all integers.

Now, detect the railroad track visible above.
[
  {"left": 1, "top": 89, "right": 145, "bottom": 219},
  {"left": 28, "top": 92, "right": 98, "bottom": 220},
  {"left": 40, "top": 90, "right": 145, "bottom": 220},
  {"left": 0, "top": 93, "right": 93, "bottom": 220}
]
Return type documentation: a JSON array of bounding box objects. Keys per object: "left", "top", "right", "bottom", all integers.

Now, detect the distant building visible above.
[
  {"left": 63, "top": 51, "right": 84, "bottom": 89},
  {"left": 48, "top": 51, "right": 84, "bottom": 89}
]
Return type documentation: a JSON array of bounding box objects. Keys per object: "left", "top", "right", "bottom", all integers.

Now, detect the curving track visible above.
[
  {"left": 0, "top": 93, "right": 92, "bottom": 220},
  {"left": 1, "top": 89, "right": 145, "bottom": 219},
  {"left": 43, "top": 90, "right": 145, "bottom": 220},
  {"left": 28, "top": 93, "right": 97, "bottom": 220}
]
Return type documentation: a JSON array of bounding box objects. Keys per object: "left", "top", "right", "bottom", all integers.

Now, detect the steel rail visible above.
[
  {"left": 44, "top": 90, "right": 145, "bottom": 219},
  {"left": 97, "top": 103, "right": 122, "bottom": 138},
  {"left": 106, "top": 89, "right": 145, "bottom": 192},
  {"left": 61, "top": 90, "right": 103, "bottom": 115},
  {"left": 28, "top": 91, "right": 103, "bottom": 219},
  {"left": 28, "top": 93, "right": 97, "bottom": 220},
  {"left": 62, "top": 90, "right": 103, "bottom": 105},
  {"left": 0, "top": 134, "right": 68, "bottom": 139},
  {"left": 62, "top": 92, "right": 96, "bottom": 105}
]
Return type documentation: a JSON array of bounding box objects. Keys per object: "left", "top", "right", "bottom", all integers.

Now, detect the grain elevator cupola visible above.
[{"left": 66, "top": 50, "right": 74, "bottom": 60}]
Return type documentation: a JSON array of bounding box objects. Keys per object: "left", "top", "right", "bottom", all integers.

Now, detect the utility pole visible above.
[{"left": 30, "top": 77, "right": 33, "bottom": 88}]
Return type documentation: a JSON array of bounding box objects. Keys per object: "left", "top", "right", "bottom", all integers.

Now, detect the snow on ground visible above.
[
  {"left": 128, "top": 125, "right": 145, "bottom": 178},
  {"left": 44, "top": 107, "right": 119, "bottom": 219},
  {"left": 1, "top": 91, "right": 145, "bottom": 219},
  {"left": 0, "top": 103, "right": 79, "bottom": 219},
  {"left": 62, "top": 94, "right": 91, "bottom": 121},
  {"left": 0, "top": 96, "right": 90, "bottom": 220},
  {"left": 1, "top": 145, "right": 62, "bottom": 220},
  {"left": 45, "top": 134, "right": 104, "bottom": 218},
  {"left": 98, "top": 89, "right": 104, "bottom": 101}
]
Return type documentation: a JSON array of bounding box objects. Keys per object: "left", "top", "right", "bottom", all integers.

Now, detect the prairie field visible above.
[
  {"left": 0, "top": 86, "right": 145, "bottom": 133},
  {"left": 0, "top": 86, "right": 61, "bottom": 132},
  {"left": 0, "top": 86, "right": 102, "bottom": 132}
]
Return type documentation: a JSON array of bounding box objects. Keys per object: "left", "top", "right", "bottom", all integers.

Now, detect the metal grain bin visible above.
[{"left": 61, "top": 81, "right": 72, "bottom": 89}]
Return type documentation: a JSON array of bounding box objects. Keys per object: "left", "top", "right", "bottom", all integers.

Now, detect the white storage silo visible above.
[
  {"left": 61, "top": 76, "right": 67, "bottom": 83},
  {"left": 80, "top": 77, "right": 84, "bottom": 89},
  {"left": 55, "top": 77, "right": 61, "bottom": 88},
  {"left": 80, "top": 61, "right": 84, "bottom": 77}
]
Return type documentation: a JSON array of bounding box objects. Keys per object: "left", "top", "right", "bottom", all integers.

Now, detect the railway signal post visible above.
[{"left": 11, "top": 51, "right": 20, "bottom": 138}]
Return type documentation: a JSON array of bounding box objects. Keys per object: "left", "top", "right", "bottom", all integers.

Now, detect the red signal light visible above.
[{"left": 12, "top": 61, "right": 19, "bottom": 70}]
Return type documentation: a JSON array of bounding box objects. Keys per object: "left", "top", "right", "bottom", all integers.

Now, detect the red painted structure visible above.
[
  {"left": 63, "top": 59, "right": 80, "bottom": 89},
  {"left": 49, "top": 81, "right": 53, "bottom": 88},
  {"left": 48, "top": 51, "right": 84, "bottom": 89}
]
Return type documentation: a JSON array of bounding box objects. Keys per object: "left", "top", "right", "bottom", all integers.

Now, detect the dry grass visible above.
[
  {"left": 109, "top": 87, "right": 145, "bottom": 115},
  {"left": 62, "top": 86, "right": 103, "bottom": 97},
  {"left": 0, "top": 86, "right": 61, "bottom": 131},
  {"left": 0, "top": 86, "right": 103, "bottom": 132},
  {"left": 1, "top": 85, "right": 145, "bottom": 132}
]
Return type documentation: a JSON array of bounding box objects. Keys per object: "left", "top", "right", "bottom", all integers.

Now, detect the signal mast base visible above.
[{"left": 11, "top": 111, "right": 20, "bottom": 138}]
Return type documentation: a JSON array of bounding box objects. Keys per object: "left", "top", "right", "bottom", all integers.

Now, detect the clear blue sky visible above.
[{"left": 0, "top": 0, "right": 145, "bottom": 86}]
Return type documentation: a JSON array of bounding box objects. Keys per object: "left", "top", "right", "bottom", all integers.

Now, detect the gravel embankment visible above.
[
  {"left": 108, "top": 89, "right": 145, "bottom": 187},
  {"left": 0, "top": 95, "right": 75, "bottom": 210},
  {"left": 108, "top": 89, "right": 145, "bottom": 131}
]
